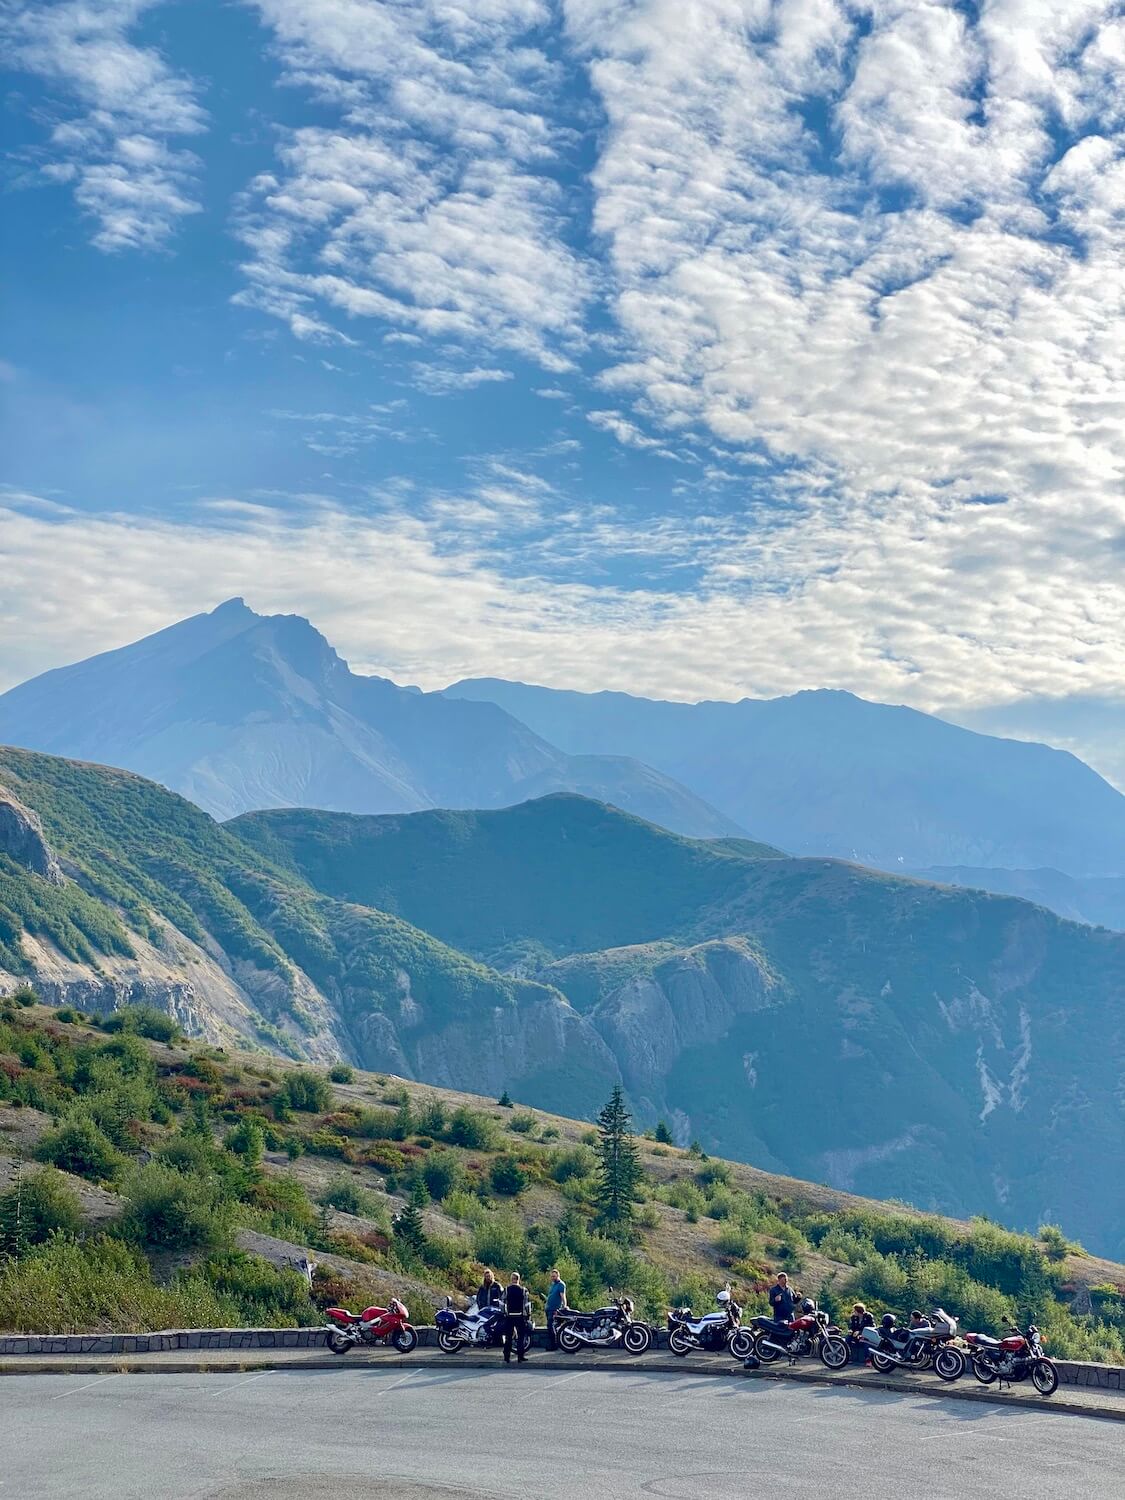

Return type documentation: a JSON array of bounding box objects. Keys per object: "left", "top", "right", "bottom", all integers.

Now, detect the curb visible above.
[{"left": 2, "top": 1351, "right": 1122, "bottom": 1422}]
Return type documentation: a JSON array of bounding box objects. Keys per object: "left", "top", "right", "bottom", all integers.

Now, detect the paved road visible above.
[{"left": 0, "top": 1366, "right": 1120, "bottom": 1499}]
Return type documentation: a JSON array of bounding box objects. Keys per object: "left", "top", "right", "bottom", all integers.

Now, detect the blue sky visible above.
[{"left": 3, "top": 1, "right": 1125, "bottom": 783}]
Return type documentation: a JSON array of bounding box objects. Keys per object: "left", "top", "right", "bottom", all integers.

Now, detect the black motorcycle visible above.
[
  {"left": 965, "top": 1323, "right": 1058, "bottom": 1395},
  {"left": 554, "top": 1294, "right": 653, "bottom": 1355}
]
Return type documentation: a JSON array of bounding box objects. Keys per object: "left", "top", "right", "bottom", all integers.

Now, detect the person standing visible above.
[
  {"left": 768, "top": 1271, "right": 797, "bottom": 1327},
  {"left": 502, "top": 1272, "right": 530, "bottom": 1364},
  {"left": 544, "top": 1268, "right": 567, "bottom": 1350}
]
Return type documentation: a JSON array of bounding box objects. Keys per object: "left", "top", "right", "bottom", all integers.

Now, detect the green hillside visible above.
[
  {"left": 234, "top": 799, "right": 1125, "bottom": 1260},
  {"left": 1, "top": 999, "right": 1122, "bottom": 1364},
  {"left": 0, "top": 748, "right": 614, "bottom": 1114}
]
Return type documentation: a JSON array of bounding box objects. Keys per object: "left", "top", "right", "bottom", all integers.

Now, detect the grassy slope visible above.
[{"left": 0, "top": 1004, "right": 1121, "bottom": 1360}]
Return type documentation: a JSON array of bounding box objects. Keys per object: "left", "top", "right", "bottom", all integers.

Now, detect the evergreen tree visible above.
[
  {"left": 595, "top": 1085, "right": 641, "bottom": 1230},
  {"left": 394, "top": 1181, "right": 428, "bottom": 1254},
  {"left": 497, "top": 1089, "right": 513, "bottom": 1108},
  {"left": 654, "top": 1119, "right": 674, "bottom": 1145}
]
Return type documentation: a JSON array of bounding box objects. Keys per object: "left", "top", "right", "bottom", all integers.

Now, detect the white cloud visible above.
[
  {"left": 4, "top": 0, "right": 206, "bottom": 250},
  {"left": 235, "top": 1, "right": 590, "bottom": 364},
  {"left": 411, "top": 364, "right": 513, "bottom": 395}
]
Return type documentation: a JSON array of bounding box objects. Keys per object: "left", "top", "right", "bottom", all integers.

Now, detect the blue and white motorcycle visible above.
[{"left": 435, "top": 1297, "right": 532, "bottom": 1355}]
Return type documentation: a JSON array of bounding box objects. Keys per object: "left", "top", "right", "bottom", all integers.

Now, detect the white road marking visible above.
[
  {"left": 515, "top": 1370, "right": 586, "bottom": 1401},
  {"left": 200, "top": 1372, "right": 273, "bottom": 1397},
  {"left": 369, "top": 1369, "right": 422, "bottom": 1397},
  {"left": 51, "top": 1376, "right": 118, "bottom": 1401}
]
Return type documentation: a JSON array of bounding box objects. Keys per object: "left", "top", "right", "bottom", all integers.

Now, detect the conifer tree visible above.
[
  {"left": 595, "top": 1085, "right": 641, "bottom": 1230},
  {"left": 394, "top": 1181, "right": 428, "bottom": 1254}
]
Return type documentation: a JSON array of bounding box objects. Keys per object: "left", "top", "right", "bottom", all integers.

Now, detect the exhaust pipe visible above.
[{"left": 758, "top": 1338, "right": 794, "bottom": 1355}]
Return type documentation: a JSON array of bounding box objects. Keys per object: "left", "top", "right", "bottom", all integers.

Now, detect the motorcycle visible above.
[
  {"left": 668, "top": 1286, "right": 754, "bottom": 1360},
  {"left": 751, "top": 1303, "right": 849, "bottom": 1370},
  {"left": 965, "top": 1322, "right": 1058, "bottom": 1395},
  {"left": 324, "top": 1298, "right": 418, "bottom": 1355},
  {"left": 857, "top": 1309, "right": 965, "bottom": 1381},
  {"left": 554, "top": 1294, "right": 653, "bottom": 1355},
  {"left": 434, "top": 1297, "right": 532, "bottom": 1356}
]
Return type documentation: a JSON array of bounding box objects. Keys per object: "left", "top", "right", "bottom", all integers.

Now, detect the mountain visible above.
[
  {"left": 446, "top": 679, "right": 1125, "bottom": 876},
  {"left": 0, "top": 601, "right": 740, "bottom": 838},
  {"left": 911, "top": 868, "right": 1125, "bottom": 933},
  {"left": 0, "top": 747, "right": 617, "bottom": 1116},
  {"left": 235, "top": 797, "right": 1125, "bottom": 1258}
]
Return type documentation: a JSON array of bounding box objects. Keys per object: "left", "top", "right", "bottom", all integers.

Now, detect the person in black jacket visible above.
[
  {"left": 502, "top": 1272, "right": 530, "bottom": 1364},
  {"left": 475, "top": 1269, "right": 502, "bottom": 1310},
  {"left": 847, "top": 1301, "right": 875, "bottom": 1362}
]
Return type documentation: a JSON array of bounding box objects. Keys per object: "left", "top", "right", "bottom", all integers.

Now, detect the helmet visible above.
[
  {"left": 801, "top": 1298, "right": 816, "bottom": 1314},
  {"left": 881, "top": 1313, "right": 896, "bottom": 1331},
  {"left": 715, "top": 1289, "right": 731, "bottom": 1305}
]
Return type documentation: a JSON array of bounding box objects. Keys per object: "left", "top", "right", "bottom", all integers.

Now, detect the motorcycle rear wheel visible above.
[
  {"left": 668, "top": 1327, "right": 693, "bottom": 1357},
  {"left": 392, "top": 1327, "right": 418, "bottom": 1353},
  {"left": 820, "top": 1337, "right": 849, "bottom": 1371},
  {"left": 870, "top": 1352, "right": 896, "bottom": 1373},
  {"left": 437, "top": 1331, "right": 464, "bottom": 1353},
  {"left": 1031, "top": 1359, "right": 1058, "bottom": 1396},
  {"left": 326, "top": 1331, "right": 352, "bottom": 1356},
  {"left": 934, "top": 1347, "right": 965, "bottom": 1382},
  {"left": 971, "top": 1358, "right": 997, "bottom": 1385},
  {"left": 728, "top": 1330, "right": 754, "bottom": 1360},
  {"left": 557, "top": 1326, "right": 582, "bottom": 1353},
  {"left": 623, "top": 1324, "right": 652, "bottom": 1355},
  {"left": 753, "top": 1334, "right": 781, "bottom": 1364}
]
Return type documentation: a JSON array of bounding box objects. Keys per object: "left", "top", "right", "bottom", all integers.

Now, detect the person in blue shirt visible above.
[{"left": 545, "top": 1268, "right": 567, "bottom": 1350}]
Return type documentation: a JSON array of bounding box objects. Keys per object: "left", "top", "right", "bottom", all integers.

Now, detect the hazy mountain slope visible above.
[
  {"left": 0, "top": 602, "right": 740, "bottom": 839},
  {"left": 0, "top": 748, "right": 616, "bottom": 1114},
  {"left": 447, "top": 679, "right": 1125, "bottom": 876},
  {"left": 236, "top": 798, "right": 1125, "bottom": 1257},
  {"left": 911, "top": 866, "right": 1125, "bottom": 932}
]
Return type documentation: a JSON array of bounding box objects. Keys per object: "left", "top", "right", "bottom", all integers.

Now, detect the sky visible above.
[{"left": 3, "top": 1, "right": 1125, "bottom": 783}]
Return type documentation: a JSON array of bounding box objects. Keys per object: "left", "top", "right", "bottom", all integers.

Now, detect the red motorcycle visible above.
[
  {"left": 965, "top": 1323, "right": 1058, "bottom": 1395},
  {"left": 324, "top": 1298, "right": 418, "bottom": 1356}
]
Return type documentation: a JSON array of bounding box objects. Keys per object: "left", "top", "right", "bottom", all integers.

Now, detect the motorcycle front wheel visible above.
[
  {"left": 971, "top": 1358, "right": 997, "bottom": 1385},
  {"left": 623, "top": 1324, "right": 652, "bottom": 1355},
  {"left": 668, "top": 1327, "right": 693, "bottom": 1357},
  {"left": 437, "top": 1331, "right": 464, "bottom": 1353},
  {"left": 326, "top": 1330, "right": 352, "bottom": 1356},
  {"left": 819, "top": 1336, "right": 849, "bottom": 1371},
  {"left": 934, "top": 1347, "right": 965, "bottom": 1382},
  {"left": 392, "top": 1326, "right": 418, "bottom": 1353},
  {"left": 1031, "top": 1359, "right": 1058, "bottom": 1396},
  {"left": 728, "top": 1330, "right": 754, "bottom": 1360},
  {"left": 556, "top": 1326, "right": 582, "bottom": 1353},
  {"left": 518, "top": 1328, "right": 532, "bottom": 1356},
  {"left": 753, "top": 1334, "right": 781, "bottom": 1364}
]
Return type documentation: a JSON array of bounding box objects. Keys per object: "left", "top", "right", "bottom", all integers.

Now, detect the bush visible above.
[
  {"left": 224, "top": 1117, "right": 265, "bottom": 1166},
  {"left": 472, "top": 1212, "right": 528, "bottom": 1271},
  {"left": 11, "top": 985, "right": 38, "bottom": 1008},
  {"left": 122, "top": 1162, "right": 227, "bottom": 1252},
  {"left": 508, "top": 1112, "right": 537, "bottom": 1135},
  {"left": 550, "top": 1145, "right": 596, "bottom": 1183},
  {"left": 320, "top": 1176, "right": 383, "bottom": 1220},
  {"left": 37, "top": 1113, "right": 124, "bottom": 1182},
  {"left": 1039, "top": 1224, "right": 1075, "bottom": 1262},
  {"left": 421, "top": 1151, "right": 463, "bottom": 1202},
  {"left": 416, "top": 1095, "right": 447, "bottom": 1136},
  {"left": 697, "top": 1160, "right": 732, "bottom": 1188},
  {"left": 714, "top": 1224, "right": 755, "bottom": 1261},
  {"left": 277, "top": 1072, "right": 332, "bottom": 1113},
  {"left": 200, "top": 1250, "right": 316, "bottom": 1326},
  {"left": 328, "top": 1064, "right": 355, "bottom": 1084},
  {"left": 0, "top": 1167, "right": 82, "bottom": 1249},
  {"left": 245, "top": 1174, "right": 318, "bottom": 1238},
  {"left": 489, "top": 1156, "right": 529, "bottom": 1196},
  {"left": 100, "top": 1005, "right": 182, "bottom": 1043},
  {"left": 446, "top": 1107, "right": 498, "bottom": 1151}
]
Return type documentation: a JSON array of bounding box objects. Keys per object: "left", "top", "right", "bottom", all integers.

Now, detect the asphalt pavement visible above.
[{"left": 1, "top": 1365, "right": 1121, "bottom": 1500}]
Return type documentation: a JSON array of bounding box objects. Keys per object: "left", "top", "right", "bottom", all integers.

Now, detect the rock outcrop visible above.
[{"left": 0, "top": 786, "right": 63, "bottom": 885}]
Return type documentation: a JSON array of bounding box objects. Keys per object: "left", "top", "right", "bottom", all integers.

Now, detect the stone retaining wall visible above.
[{"left": 0, "top": 1326, "right": 1120, "bottom": 1388}]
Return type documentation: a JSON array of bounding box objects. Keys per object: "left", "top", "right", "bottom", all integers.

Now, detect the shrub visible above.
[
  {"left": 307, "top": 1129, "right": 350, "bottom": 1159},
  {"left": 715, "top": 1224, "right": 755, "bottom": 1261},
  {"left": 416, "top": 1095, "right": 447, "bottom": 1136},
  {"left": 421, "top": 1151, "right": 463, "bottom": 1202},
  {"left": 122, "top": 1162, "right": 227, "bottom": 1252},
  {"left": 697, "top": 1160, "right": 732, "bottom": 1188},
  {"left": 508, "top": 1112, "right": 537, "bottom": 1135},
  {"left": 245, "top": 1174, "right": 318, "bottom": 1238},
  {"left": 328, "top": 1064, "right": 355, "bottom": 1084},
  {"left": 277, "top": 1072, "right": 332, "bottom": 1113},
  {"left": 200, "top": 1250, "right": 316, "bottom": 1326},
  {"left": 497, "top": 1090, "right": 513, "bottom": 1108},
  {"left": 37, "top": 1113, "right": 124, "bottom": 1182},
  {"left": 472, "top": 1212, "right": 528, "bottom": 1270},
  {"left": 224, "top": 1117, "right": 265, "bottom": 1166},
  {"left": 550, "top": 1145, "right": 596, "bottom": 1183},
  {"left": 446, "top": 1107, "right": 498, "bottom": 1151},
  {"left": 0, "top": 1167, "right": 82, "bottom": 1249},
  {"left": 1039, "top": 1224, "right": 1075, "bottom": 1262},
  {"left": 489, "top": 1156, "right": 529, "bottom": 1196},
  {"left": 100, "top": 1005, "right": 182, "bottom": 1043},
  {"left": 320, "top": 1176, "right": 383, "bottom": 1220},
  {"left": 11, "top": 985, "right": 38, "bottom": 1008}
]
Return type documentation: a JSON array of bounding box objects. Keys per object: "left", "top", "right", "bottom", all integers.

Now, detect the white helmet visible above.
[{"left": 715, "top": 1288, "right": 731, "bottom": 1305}]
